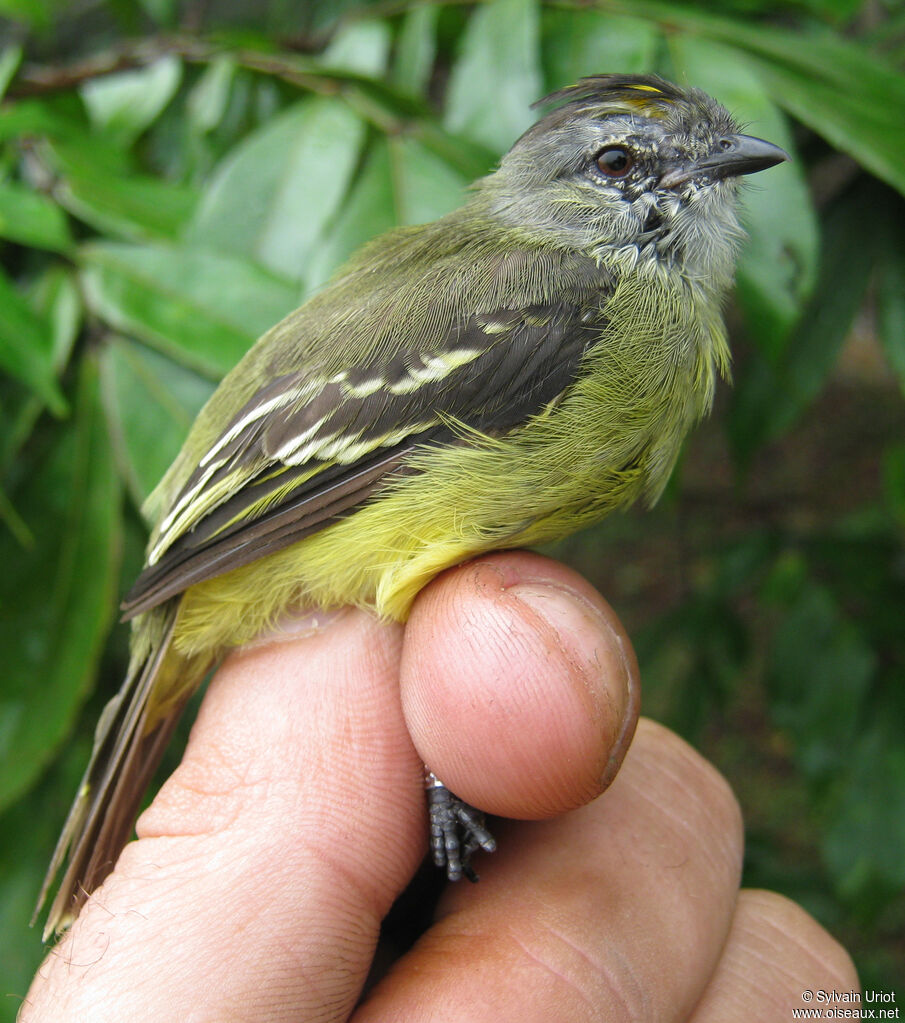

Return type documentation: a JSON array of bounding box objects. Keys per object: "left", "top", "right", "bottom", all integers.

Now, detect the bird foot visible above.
[{"left": 426, "top": 772, "right": 496, "bottom": 881}]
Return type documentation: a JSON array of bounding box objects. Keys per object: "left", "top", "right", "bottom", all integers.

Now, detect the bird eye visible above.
[{"left": 596, "top": 146, "right": 633, "bottom": 178}]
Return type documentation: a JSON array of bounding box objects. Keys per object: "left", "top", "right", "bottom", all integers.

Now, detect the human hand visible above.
[{"left": 22, "top": 552, "right": 857, "bottom": 1021}]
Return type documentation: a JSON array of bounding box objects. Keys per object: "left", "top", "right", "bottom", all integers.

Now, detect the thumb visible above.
[{"left": 400, "top": 551, "right": 641, "bottom": 820}]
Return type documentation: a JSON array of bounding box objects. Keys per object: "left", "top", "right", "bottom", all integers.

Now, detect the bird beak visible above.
[{"left": 660, "top": 134, "right": 790, "bottom": 188}]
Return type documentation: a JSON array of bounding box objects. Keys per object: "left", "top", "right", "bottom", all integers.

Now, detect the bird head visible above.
[{"left": 478, "top": 74, "right": 788, "bottom": 287}]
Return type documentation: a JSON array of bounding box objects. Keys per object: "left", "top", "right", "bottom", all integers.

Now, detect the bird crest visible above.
[{"left": 534, "top": 74, "right": 696, "bottom": 120}]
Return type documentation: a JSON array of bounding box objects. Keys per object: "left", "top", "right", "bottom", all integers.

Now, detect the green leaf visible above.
[
  {"left": 392, "top": 4, "right": 439, "bottom": 97},
  {"left": 0, "top": 484, "right": 31, "bottom": 547},
  {"left": 0, "top": 268, "right": 81, "bottom": 470},
  {"left": 883, "top": 443, "right": 905, "bottom": 530},
  {"left": 0, "top": 44, "right": 23, "bottom": 100},
  {"left": 0, "top": 179, "right": 73, "bottom": 253},
  {"left": 302, "top": 141, "right": 395, "bottom": 296},
  {"left": 100, "top": 336, "right": 214, "bottom": 504},
  {"left": 747, "top": 54, "right": 905, "bottom": 198},
  {"left": 28, "top": 267, "right": 80, "bottom": 382},
  {"left": 728, "top": 184, "right": 876, "bottom": 462},
  {"left": 409, "top": 120, "right": 497, "bottom": 183},
  {"left": 138, "top": 0, "right": 177, "bottom": 24},
  {"left": 390, "top": 134, "right": 470, "bottom": 226},
  {"left": 635, "top": 593, "right": 747, "bottom": 738},
  {"left": 187, "top": 97, "right": 366, "bottom": 281},
  {"left": 876, "top": 218, "right": 905, "bottom": 397},
  {"left": 187, "top": 55, "right": 237, "bottom": 135},
  {"left": 46, "top": 139, "right": 198, "bottom": 242},
  {"left": 445, "top": 0, "right": 542, "bottom": 152},
  {"left": 0, "top": 745, "right": 88, "bottom": 1013},
  {"left": 0, "top": 0, "right": 67, "bottom": 27},
  {"left": 541, "top": 9, "right": 659, "bottom": 91},
  {"left": 324, "top": 69, "right": 495, "bottom": 182},
  {"left": 304, "top": 134, "right": 469, "bottom": 295},
  {"left": 318, "top": 17, "right": 392, "bottom": 76},
  {"left": 763, "top": 555, "right": 875, "bottom": 783},
  {"left": 0, "top": 268, "right": 66, "bottom": 415},
  {"left": 666, "top": 35, "right": 818, "bottom": 358},
  {"left": 79, "top": 241, "right": 299, "bottom": 379},
  {"left": 0, "top": 356, "right": 121, "bottom": 810},
  {"left": 822, "top": 722, "right": 905, "bottom": 901},
  {"left": 0, "top": 96, "right": 88, "bottom": 145},
  {"left": 80, "top": 55, "right": 183, "bottom": 146}
]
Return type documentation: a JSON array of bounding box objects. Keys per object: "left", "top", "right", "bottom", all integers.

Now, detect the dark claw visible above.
[{"left": 427, "top": 780, "right": 496, "bottom": 882}]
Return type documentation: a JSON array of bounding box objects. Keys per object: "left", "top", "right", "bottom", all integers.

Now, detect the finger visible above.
[
  {"left": 24, "top": 610, "right": 423, "bottom": 1023},
  {"left": 689, "top": 889, "right": 859, "bottom": 1021},
  {"left": 354, "top": 718, "right": 744, "bottom": 1022},
  {"left": 401, "top": 550, "right": 640, "bottom": 819}
]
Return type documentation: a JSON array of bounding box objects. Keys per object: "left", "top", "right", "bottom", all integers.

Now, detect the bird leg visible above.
[{"left": 425, "top": 770, "right": 497, "bottom": 881}]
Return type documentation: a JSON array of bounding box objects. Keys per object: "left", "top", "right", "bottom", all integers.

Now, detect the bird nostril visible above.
[{"left": 718, "top": 138, "right": 733, "bottom": 151}]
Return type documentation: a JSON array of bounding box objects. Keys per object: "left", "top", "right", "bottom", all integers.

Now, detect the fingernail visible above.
[
  {"left": 507, "top": 579, "right": 640, "bottom": 787},
  {"left": 237, "top": 606, "right": 350, "bottom": 650}
]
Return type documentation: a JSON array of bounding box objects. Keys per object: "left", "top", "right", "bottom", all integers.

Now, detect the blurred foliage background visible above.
[{"left": 1, "top": 0, "right": 904, "bottom": 1010}]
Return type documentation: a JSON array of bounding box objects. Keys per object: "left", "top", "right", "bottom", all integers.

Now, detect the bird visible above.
[{"left": 38, "top": 73, "right": 788, "bottom": 938}]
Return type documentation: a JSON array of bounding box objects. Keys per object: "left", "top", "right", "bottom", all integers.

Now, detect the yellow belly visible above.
[{"left": 170, "top": 427, "right": 648, "bottom": 657}]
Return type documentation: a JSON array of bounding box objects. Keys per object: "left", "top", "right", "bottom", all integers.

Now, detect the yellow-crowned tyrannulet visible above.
[{"left": 39, "top": 74, "right": 787, "bottom": 937}]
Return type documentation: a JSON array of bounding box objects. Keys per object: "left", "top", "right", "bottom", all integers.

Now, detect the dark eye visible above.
[{"left": 596, "top": 146, "right": 633, "bottom": 178}]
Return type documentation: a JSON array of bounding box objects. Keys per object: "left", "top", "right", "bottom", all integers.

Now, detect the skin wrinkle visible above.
[
  {"left": 739, "top": 894, "right": 855, "bottom": 988},
  {"left": 508, "top": 913, "right": 644, "bottom": 1023},
  {"left": 440, "top": 614, "right": 512, "bottom": 708},
  {"left": 617, "top": 745, "right": 742, "bottom": 880},
  {"left": 688, "top": 893, "right": 859, "bottom": 1021},
  {"left": 110, "top": 851, "right": 242, "bottom": 954},
  {"left": 477, "top": 623, "right": 539, "bottom": 709},
  {"left": 146, "top": 745, "right": 270, "bottom": 837},
  {"left": 113, "top": 838, "right": 217, "bottom": 906},
  {"left": 796, "top": 937, "right": 856, "bottom": 988},
  {"left": 609, "top": 779, "right": 713, "bottom": 875},
  {"left": 595, "top": 944, "right": 650, "bottom": 1023},
  {"left": 265, "top": 925, "right": 370, "bottom": 1011},
  {"left": 720, "top": 929, "right": 801, "bottom": 992},
  {"left": 296, "top": 822, "right": 407, "bottom": 928},
  {"left": 403, "top": 916, "right": 617, "bottom": 1020},
  {"left": 140, "top": 753, "right": 268, "bottom": 840},
  {"left": 507, "top": 931, "right": 604, "bottom": 1020},
  {"left": 653, "top": 792, "right": 738, "bottom": 880},
  {"left": 284, "top": 789, "right": 420, "bottom": 908},
  {"left": 125, "top": 831, "right": 380, "bottom": 1022}
]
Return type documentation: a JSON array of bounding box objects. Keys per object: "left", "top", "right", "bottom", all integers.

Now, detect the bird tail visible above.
[{"left": 35, "top": 601, "right": 203, "bottom": 940}]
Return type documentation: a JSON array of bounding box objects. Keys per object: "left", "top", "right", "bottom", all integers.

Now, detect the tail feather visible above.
[{"left": 35, "top": 603, "right": 202, "bottom": 939}]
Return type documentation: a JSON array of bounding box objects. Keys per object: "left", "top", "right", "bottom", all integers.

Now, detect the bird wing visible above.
[{"left": 122, "top": 294, "right": 606, "bottom": 618}]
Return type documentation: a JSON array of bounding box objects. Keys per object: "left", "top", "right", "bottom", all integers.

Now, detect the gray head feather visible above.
[{"left": 476, "top": 74, "right": 747, "bottom": 288}]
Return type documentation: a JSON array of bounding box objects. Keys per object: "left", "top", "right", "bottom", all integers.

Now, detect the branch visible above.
[{"left": 4, "top": 34, "right": 337, "bottom": 99}]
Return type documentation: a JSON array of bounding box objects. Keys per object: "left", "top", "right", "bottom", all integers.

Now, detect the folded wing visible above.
[{"left": 123, "top": 297, "right": 605, "bottom": 617}]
